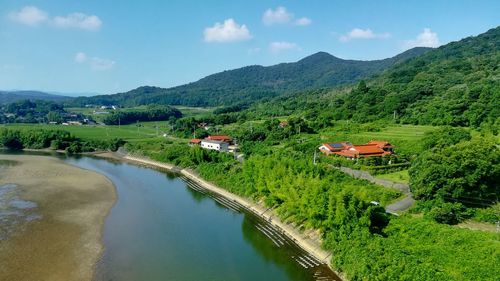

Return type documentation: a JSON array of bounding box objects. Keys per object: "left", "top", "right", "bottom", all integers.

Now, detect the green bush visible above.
[{"left": 425, "top": 202, "right": 468, "bottom": 224}]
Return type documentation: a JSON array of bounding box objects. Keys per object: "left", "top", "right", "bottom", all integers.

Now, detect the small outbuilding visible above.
[
  {"left": 189, "top": 139, "right": 202, "bottom": 146},
  {"left": 200, "top": 140, "right": 229, "bottom": 152}
]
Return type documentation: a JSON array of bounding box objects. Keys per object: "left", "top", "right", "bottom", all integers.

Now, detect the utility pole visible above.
[
  {"left": 393, "top": 110, "right": 396, "bottom": 120},
  {"left": 156, "top": 122, "right": 159, "bottom": 136},
  {"left": 118, "top": 116, "right": 121, "bottom": 128},
  {"left": 233, "top": 138, "right": 238, "bottom": 160},
  {"left": 313, "top": 151, "right": 317, "bottom": 165}
]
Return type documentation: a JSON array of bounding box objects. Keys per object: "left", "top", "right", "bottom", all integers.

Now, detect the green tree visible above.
[{"left": 410, "top": 137, "right": 499, "bottom": 207}]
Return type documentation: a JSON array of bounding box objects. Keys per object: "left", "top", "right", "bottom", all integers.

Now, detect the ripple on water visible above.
[{"left": 0, "top": 183, "right": 41, "bottom": 240}]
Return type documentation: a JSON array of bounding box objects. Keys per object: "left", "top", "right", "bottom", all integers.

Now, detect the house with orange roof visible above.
[
  {"left": 319, "top": 140, "right": 394, "bottom": 159},
  {"left": 318, "top": 142, "right": 353, "bottom": 155},
  {"left": 189, "top": 139, "right": 202, "bottom": 146},
  {"left": 206, "top": 135, "right": 232, "bottom": 143}
]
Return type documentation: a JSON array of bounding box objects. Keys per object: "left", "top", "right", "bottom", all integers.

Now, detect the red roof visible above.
[
  {"left": 367, "top": 140, "right": 393, "bottom": 148},
  {"left": 319, "top": 142, "right": 352, "bottom": 152},
  {"left": 206, "top": 135, "right": 232, "bottom": 142},
  {"left": 333, "top": 144, "right": 391, "bottom": 158},
  {"left": 189, "top": 138, "right": 202, "bottom": 144}
]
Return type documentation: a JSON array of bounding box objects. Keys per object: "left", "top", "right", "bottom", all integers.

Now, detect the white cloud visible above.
[
  {"left": 263, "top": 6, "right": 293, "bottom": 25},
  {"left": 8, "top": 6, "right": 102, "bottom": 31},
  {"left": 262, "top": 7, "right": 311, "bottom": 27},
  {"left": 53, "top": 13, "right": 102, "bottom": 31},
  {"left": 295, "top": 17, "right": 312, "bottom": 26},
  {"left": 404, "top": 28, "right": 440, "bottom": 49},
  {"left": 74, "top": 52, "right": 115, "bottom": 71},
  {"left": 74, "top": 52, "right": 87, "bottom": 63},
  {"left": 269, "top": 41, "right": 301, "bottom": 53},
  {"left": 90, "top": 57, "right": 115, "bottom": 71},
  {"left": 339, "top": 28, "right": 391, "bottom": 42},
  {"left": 204, "top": 18, "right": 252, "bottom": 43},
  {"left": 8, "top": 6, "right": 48, "bottom": 26}
]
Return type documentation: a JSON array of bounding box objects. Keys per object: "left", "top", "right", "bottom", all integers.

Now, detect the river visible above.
[{"left": 4, "top": 152, "right": 340, "bottom": 281}]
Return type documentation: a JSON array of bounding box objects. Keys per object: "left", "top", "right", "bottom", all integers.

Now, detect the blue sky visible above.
[{"left": 1, "top": 0, "right": 499, "bottom": 95}]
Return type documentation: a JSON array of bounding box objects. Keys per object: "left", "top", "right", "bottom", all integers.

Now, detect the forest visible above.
[
  {"left": 101, "top": 105, "right": 182, "bottom": 125},
  {"left": 68, "top": 48, "right": 429, "bottom": 107},
  {"left": 241, "top": 27, "right": 499, "bottom": 129}
]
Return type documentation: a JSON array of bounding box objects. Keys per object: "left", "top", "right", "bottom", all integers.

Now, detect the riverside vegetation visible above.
[{"left": 1, "top": 27, "right": 499, "bottom": 280}]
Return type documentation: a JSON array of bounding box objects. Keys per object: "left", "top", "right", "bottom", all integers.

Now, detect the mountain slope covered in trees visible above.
[
  {"left": 0, "top": 91, "right": 71, "bottom": 104},
  {"left": 70, "top": 47, "right": 430, "bottom": 107},
  {"left": 245, "top": 26, "right": 500, "bottom": 128}
]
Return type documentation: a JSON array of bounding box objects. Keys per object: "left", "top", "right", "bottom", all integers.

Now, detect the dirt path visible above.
[{"left": 0, "top": 154, "right": 116, "bottom": 281}]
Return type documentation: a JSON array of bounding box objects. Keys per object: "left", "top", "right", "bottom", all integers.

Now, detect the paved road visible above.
[
  {"left": 331, "top": 166, "right": 414, "bottom": 214},
  {"left": 385, "top": 195, "right": 415, "bottom": 215}
]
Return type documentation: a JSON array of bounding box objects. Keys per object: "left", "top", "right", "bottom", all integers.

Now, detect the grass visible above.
[
  {"left": 174, "top": 106, "right": 215, "bottom": 118},
  {"left": 374, "top": 170, "right": 410, "bottom": 184},
  {"left": 1, "top": 122, "right": 171, "bottom": 142}
]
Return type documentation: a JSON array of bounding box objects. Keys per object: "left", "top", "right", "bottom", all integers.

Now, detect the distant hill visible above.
[
  {"left": 70, "top": 47, "right": 431, "bottom": 107},
  {"left": 248, "top": 26, "right": 500, "bottom": 128},
  {"left": 0, "top": 91, "right": 71, "bottom": 104}
]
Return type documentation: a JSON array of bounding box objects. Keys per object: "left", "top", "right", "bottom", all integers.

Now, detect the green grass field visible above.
[
  {"left": 374, "top": 170, "right": 410, "bottom": 184},
  {"left": 1, "top": 122, "right": 172, "bottom": 142}
]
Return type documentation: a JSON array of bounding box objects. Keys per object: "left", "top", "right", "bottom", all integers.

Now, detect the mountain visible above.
[
  {"left": 70, "top": 47, "right": 431, "bottom": 107},
  {"left": 0, "top": 90, "right": 72, "bottom": 104},
  {"left": 247, "top": 26, "right": 500, "bottom": 128}
]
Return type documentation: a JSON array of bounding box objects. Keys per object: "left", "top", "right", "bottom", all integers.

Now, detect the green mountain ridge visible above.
[
  {"left": 0, "top": 90, "right": 71, "bottom": 104},
  {"left": 70, "top": 47, "right": 431, "bottom": 107},
  {"left": 247, "top": 26, "right": 500, "bottom": 128}
]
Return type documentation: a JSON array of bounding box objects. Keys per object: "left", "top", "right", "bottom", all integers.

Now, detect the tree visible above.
[{"left": 410, "top": 137, "right": 500, "bottom": 206}]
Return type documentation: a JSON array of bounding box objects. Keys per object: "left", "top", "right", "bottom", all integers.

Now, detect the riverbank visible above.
[
  {"left": 93, "top": 151, "right": 344, "bottom": 280},
  {"left": 0, "top": 154, "right": 116, "bottom": 281}
]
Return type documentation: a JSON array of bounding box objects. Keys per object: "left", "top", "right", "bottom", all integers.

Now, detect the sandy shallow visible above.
[{"left": 0, "top": 154, "right": 116, "bottom": 281}]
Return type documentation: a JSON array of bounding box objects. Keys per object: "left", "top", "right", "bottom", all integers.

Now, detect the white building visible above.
[{"left": 200, "top": 140, "right": 229, "bottom": 152}]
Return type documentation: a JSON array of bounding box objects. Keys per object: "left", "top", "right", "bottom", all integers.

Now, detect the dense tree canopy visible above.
[
  {"left": 102, "top": 105, "right": 182, "bottom": 125},
  {"left": 410, "top": 137, "right": 499, "bottom": 206}
]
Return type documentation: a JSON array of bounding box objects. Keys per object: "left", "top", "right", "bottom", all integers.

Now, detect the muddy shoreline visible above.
[{"left": 0, "top": 154, "right": 116, "bottom": 281}]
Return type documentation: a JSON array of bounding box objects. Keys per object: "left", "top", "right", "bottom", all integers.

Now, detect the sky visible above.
[{"left": 0, "top": 1, "right": 499, "bottom": 96}]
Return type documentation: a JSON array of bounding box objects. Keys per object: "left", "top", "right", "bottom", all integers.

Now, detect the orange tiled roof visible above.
[
  {"left": 333, "top": 144, "right": 390, "bottom": 158},
  {"left": 189, "top": 138, "right": 202, "bottom": 144},
  {"left": 207, "top": 135, "right": 232, "bottom": 141},
  {"left": 367, "top": 140, "right": 393, "bottom": 148}
]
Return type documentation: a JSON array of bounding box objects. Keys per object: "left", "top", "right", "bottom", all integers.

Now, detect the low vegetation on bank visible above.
[{"left": 0, "top": 128, "right": 124, "bottom": 153}]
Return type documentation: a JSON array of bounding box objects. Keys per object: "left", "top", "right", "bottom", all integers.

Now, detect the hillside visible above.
[
  {"left": 0, "top": 91, "right": 71, "bottom": 104},
  {"left": 247, "top": 26, "right": 500, "bottom": 128},
  {"left": 70, "top": 47, "right": 430, "bottom": 107}
]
